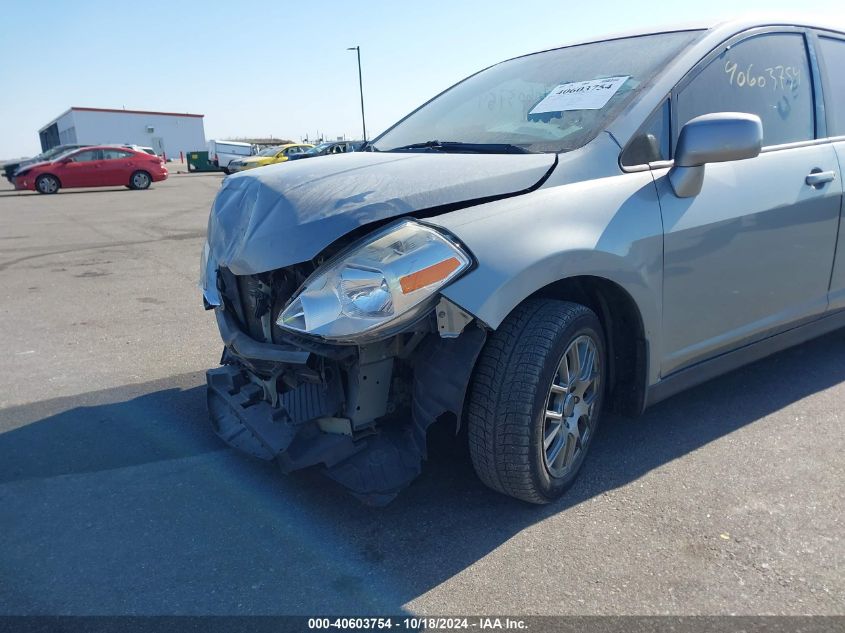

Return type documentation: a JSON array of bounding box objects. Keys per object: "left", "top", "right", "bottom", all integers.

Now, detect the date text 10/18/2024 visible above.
[{"left": 308, "top": 617, "right": 529, "bottom": 631}]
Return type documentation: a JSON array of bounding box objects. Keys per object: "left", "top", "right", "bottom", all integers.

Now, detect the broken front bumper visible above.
[{"left": 206, "top": 302, "right": 486, "bottom": 504}]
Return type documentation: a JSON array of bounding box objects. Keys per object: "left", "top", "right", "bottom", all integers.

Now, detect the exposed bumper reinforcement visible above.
[
  {"left": 206, "top": 364, "right": 421, "bottom": 505},
  {"left": 206, "top": 364, "right": 343, "bottom": 460},
  {"left": 215, "top": 308, "right": 310, "bottom": 365},
  {"left": 206, "top": 325, "right": 488, "bottom": 505}
]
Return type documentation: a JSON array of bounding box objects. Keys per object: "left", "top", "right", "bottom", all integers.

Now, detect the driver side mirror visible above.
[{"left": 669, "top": 112, "right": 762, "bottom": 198}]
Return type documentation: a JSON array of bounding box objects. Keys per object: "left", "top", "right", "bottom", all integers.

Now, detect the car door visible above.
[
  {"left": 55, "top": 149, "right": 102, "bottom": 187},
  {"left": 654, "top": 29, "right": 842, "bottom": 376},
  {"left": 100, "top": 149, "right": 136, "bottom": 185},
  {"left": 815, "top": 33, "right": 845, "bottom": 309}
]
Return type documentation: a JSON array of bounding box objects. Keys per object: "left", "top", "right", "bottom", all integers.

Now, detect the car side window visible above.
[
  {"left": 676, "top": 33, "right": 815, "bottom": 147},
  {"left": 68, "top": 150, "right": 100, "bottom": 162},
  {"left": 102, "top": 149, "right": 133, "bottom": 160},
  {"left": 818, "top": 36, "right": 845, "bottom": 136},
  {"left": 621, "top": 99, "right": 670, "bottom": 166}
]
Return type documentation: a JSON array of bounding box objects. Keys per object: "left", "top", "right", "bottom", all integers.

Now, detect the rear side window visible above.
[
  {"left": 102, "top": 149, "right": 133, "bottom": 160},
  {"left": 676, "top": 33, "right": 815, "bottom": 146},
  {"left": 818, "top": 36, "right": 845, "bottom": 136},
  {"left": 69, "top": 150, "right": 100, "bottom": 162}
]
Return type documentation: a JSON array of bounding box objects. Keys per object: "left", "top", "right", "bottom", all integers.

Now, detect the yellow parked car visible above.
[{"left": 228, "top": 144, "right": 313, "bottom": 173}]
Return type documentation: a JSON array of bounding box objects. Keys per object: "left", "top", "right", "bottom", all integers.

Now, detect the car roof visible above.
[
  {"left": 537, "top": 14, "right": 845, "bottom": 51},
  {"left": 67, "top": 145, "right": 144, "bottom": 152},
  {"left": 495, "top": 15, "right": 845, "bottom": 72}
]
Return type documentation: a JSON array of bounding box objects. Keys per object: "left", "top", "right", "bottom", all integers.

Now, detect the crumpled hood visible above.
[{"left": 208, "top": 151, "right": 555, "bottom": 275}]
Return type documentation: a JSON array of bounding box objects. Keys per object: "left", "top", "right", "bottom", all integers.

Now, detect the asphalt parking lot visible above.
[{"left": 0, "top": 173, "right": 842, "bottom": 616}]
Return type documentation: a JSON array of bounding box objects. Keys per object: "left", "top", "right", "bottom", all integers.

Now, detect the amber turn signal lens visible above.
[{"left": 399, "top": 257, "right": 461, "bottom": 294}]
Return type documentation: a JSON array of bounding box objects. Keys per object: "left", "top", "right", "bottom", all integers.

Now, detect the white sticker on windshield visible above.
[{"left": 529, "top": 76, "right": 629, "bottom": 114}]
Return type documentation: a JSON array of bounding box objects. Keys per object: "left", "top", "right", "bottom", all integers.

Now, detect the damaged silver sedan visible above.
[{"left": 201, "top": 18, "right": 845, "bottom": 503}]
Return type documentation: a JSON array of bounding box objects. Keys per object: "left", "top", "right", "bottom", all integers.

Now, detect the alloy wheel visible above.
[{"left": 543, "top": 334, "right": 600, "bottom": 478}]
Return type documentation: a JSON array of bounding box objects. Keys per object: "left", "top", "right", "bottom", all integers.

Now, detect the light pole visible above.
[{"left": 347, "top": 46, "right": 367, "bottom": 142}]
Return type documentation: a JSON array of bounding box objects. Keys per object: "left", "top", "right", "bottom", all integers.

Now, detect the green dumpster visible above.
[{"left": 186, "top": 150, "right": 219, "bottom": 172}]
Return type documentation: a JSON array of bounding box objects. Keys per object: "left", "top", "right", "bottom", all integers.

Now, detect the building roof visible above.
[
  {"left": 39, "top": 107, "right": 205, "bottom": 133},
  {"left": 70, "top": 107, "right": 204, "bottom": 118}
]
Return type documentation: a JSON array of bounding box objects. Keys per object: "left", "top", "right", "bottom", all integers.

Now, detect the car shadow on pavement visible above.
[{"left": 1, "top": 328, "right": 845, "bottom": 614}]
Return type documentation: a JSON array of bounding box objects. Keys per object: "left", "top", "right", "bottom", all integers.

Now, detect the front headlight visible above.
[{"left": 277, "top": 220, "right": 471, "bottom": 341}]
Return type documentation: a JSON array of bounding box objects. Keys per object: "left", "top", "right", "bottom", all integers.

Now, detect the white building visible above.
[{"left": 38, "top": 107, "right": 206, "bottom": 158}]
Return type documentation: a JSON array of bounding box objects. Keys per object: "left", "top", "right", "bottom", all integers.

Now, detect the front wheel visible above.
[
  {"left": 467, "top": 299, "right": 605, "bottom": 504},
  {"left": 129, "top": 170, "right": 151, "bottom": 190},
  {"left": 35, "top": 174, "right": 60, "bottom": 194}
]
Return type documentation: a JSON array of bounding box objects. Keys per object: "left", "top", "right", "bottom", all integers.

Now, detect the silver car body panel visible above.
[
  {"left": 655, "top": 144, "right": 842, "bottom": 375},
  {"left": 429, "top": 134, "right": 665, "bottom": 384}
]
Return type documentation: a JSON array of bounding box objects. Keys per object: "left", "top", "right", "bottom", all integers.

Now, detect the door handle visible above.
[{"left": 805, "top": 170, "right": 836, "bottom": 187}]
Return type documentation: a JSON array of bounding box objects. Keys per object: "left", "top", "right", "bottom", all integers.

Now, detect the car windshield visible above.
[
  {"left": 372, "top": 30, "right": 702, "bottom": 154},
  {"left": 257, "top": 146, "right": 281, "bottom": 157},
  {"left": 39, "top": 146, "right": 74, "bottom": 161}
]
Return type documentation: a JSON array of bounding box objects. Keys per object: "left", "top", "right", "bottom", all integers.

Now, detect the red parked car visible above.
[{"left": 14, "top": 146, "right": 168, "bottom": 194}]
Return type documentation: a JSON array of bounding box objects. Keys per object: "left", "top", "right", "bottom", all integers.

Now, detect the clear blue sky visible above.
[{"left": 0, "top": 0, "right": 841, "bottom": 158}]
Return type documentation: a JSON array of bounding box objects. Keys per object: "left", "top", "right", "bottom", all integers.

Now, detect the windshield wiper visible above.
[{"left": 386, "top": 140, "right": 534, "bottom": 154}]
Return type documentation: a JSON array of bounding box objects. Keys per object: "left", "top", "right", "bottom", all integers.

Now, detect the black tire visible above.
[
  {"left": 467, "top": 299, "right": 606, "bottom": 504},
  {"left": 35, "top": 174, "right": 60, "bottom": 194},
  {"left": 129, "top": 170, "right": 151, "bottom": 190},
  {"left": 221, "top": 167, "right": 231, "bottom": 175}
]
